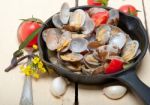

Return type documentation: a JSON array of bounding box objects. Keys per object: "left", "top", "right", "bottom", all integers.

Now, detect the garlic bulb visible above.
[
  {"left": 50, "top": 77, "right": 68, "bottom": 97},
  {"left": 103, "top": 85, "right": 127, "bottom": 99}
]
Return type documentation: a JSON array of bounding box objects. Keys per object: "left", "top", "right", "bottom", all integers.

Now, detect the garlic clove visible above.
[
  {"left": 50, "top": 77, "right": 68, "bottom": 98},
  {"left": 103, "top": 85, "right": 127, "bottom": 100}
]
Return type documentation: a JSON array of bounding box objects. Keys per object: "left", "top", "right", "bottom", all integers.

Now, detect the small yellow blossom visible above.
[
  {"left": 40, "top": 68, "right": 46, "bottom": 73},
  {"left": 38, "top": 61, "right": 43, "bottom": 69},
  {"left": 33, "top": 73, "right": 40, "bottom": 79},
  {"left": 32, "top": 44, "right": 38, "bottom": 50},
  {"left": 32, "top": 56, "right": 40, "bottom": 64}
]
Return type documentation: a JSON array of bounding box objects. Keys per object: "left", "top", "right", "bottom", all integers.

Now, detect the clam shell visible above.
[
  {"left": 60, "top": 53, "right": 83, "bottom": 62},
  {"left": 110, "top": 25, "right": 123, "bottom": 36},
  {"left": 69, "top": 9, "right": 86, "bottom": 30},
  {"left": 88, "top": 7, "right": 107, "bottom": 16},
  {"left": 92, "top": 66, "right": 105, "bottom": 75},
  {"left": 70, "top": 38, "right": 88, "bottom": 53},
  {"left": 96, "top": 25, "right": 111, "bottom": 45},
  {"left": 107, "top": 9, "right": 119, "bottom": 26},
  {"left": 81, "top": 65, "right": 95, "bottom": 75},
  {"left": 109, "top": 32, "right": 127, "bottom": 49},
  {"left": 45, "top": 28, "right": 62, "bottom": 51},
  {"left": 82, "top": 13, "right": 95, "bottom": 34},
  {"left": 97, "top": 45, "right": 120, "bottom": 61},
  {"left": 84, "top": 54, "right": 100, "bottom": 67},
  {"left": 88, "top": 41, "right": 101, "bottom": 50},
  {"left": 71, "top": 33, "right": 89, "bottom": 39},
  {"left": 52, "top": 13, "right": 63, "bottom": 28},
  {"left": 60, "top": 2, "right": 70, "bottom": 24},
  {"left": 122, "top": 40, "right": 139, "bottom": 62},
  {"left": 66, "top": 62, "right": 82, "bottom": 72}
]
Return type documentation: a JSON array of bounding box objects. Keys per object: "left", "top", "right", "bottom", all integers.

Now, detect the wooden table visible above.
[{"left": 0, "top": 0, "right": 150, "bottom": 105}]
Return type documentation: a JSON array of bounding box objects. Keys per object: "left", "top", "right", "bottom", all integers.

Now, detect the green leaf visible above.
[
  {"left": 19, "top": 28, "right": 41, "bottom": 50},
  {"left": 95, "top": 0, "right": 109, "bottom": 6}
]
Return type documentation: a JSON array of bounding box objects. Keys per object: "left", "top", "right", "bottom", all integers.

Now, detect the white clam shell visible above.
[
  {"left": 69, "top": 9, "right": 86, "bottom": 30},
  {"left": 60, "top": 2, "right": 70, "bottom": 24},
  {"left": 107, "top": 9, "right": 119, "bottom": 26},
  {"left": 103, "top": 85, "right": 127, "bottom": 100},
  {"left": 82, "top": 13, "right": 95, "bottom": 34},
  {"left": 50, "top": 77, "right": 68, "bottom": 98},
  {"left": 109, "top": 32, "right": 127, "bottom": 49},
  {"left": 52, "top": 13, "right": 63, "bottom": 28}
]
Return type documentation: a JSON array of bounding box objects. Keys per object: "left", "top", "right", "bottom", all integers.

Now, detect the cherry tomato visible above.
[
  {"left": 91, "top": 11, "right": 109, "bottom": 27},
  {"left": 18, "top": 18, "right": 42, "bottom": 47},
  {"left": 105, "top": 59, "right": 123, "bottom": 74},
  {"left": 87, "top": 0, "right": 102, "bottom": 6},
  {"left": 119, "top": 5, "right": 138, "bottom": 16}
]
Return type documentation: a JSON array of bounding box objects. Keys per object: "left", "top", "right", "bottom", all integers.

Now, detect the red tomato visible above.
[
  {"left": 91, "top": 11, "right": 109, "bottom": 27},
  {"left": 18, "top": 19, "right": 42, "bottom": 47},
  {"left": 87, "top": 0, "right": 102, "bottom": 6},
  {"left": 119, "top": 5, "right": 138, "bottom": 16},
  {"left": 105, "top": 59, "right": 123, "bottom": 74}
]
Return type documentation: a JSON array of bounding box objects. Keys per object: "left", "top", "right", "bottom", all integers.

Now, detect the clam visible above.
[
  {"left": 60, "top": 2, "right": 70, "bottom": 24},
  {"left": 84, "top": 54, "right": 100, "bottom": 67},
  {"left": 82, "top": 13, "right": 95, "bottom": 34},
  {"left": 57, "top": 31, "right": 72, "bottom": 52},
  {"left": 81, "top": 65, "right": 95, "bottom": 75},
  {"left": 52, "top": 13, "right": 63, "bottom": 28},
  {"left": 60, "top": 52, "right": 83, "bottom": 62},
  {"left": 97, "top": 45, "right": 120, "bottom": 61},
  {"left": 122, "top": 40, "right": 139, "bottom": 62},
  {"left": 109, "top": 32, "right": 127, "bottom": 49},
  {"left": 92, "top": 66, "right": 105, "bottom": 75},
  {"left": 71, "top": 33, "right": 89, "bottom": 39},
  {"left": 70, "top": 38, "right": 88, "bottom": 53},
  {"left": 69, "top": 9, "right": 86, "bottom": 31},
  {"left": 88, "top": 41, "right": 101, "bottom": 50},
  {"left": 88, "top": 7, "right": 107, "bottom": 16},
  {"left": 110, "top": 25, "right": 123, "bottom": 36},
  {"left": 66, "top": 62, "right": 82, "bottom": 72},
  {"left": 96, "top": 25, "right": 111, "bottom": 45},
  {"left": 107, "top": 9, "right": 119, "bottom": 26},
  {"left": 45, "top": 28, "right": 62, "bottom": 51}
]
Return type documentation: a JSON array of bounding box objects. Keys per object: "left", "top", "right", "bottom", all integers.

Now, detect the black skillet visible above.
[{"left": 38, "top": 6, "right": 150, "bottom": 105}]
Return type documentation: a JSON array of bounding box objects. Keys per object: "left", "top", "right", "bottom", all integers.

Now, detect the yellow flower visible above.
[
  {"left": 33, "top": 73, "right": 40, "bottom": 79},
  {"left": 32, "top": 56, "right": 40, "bottom": 64},
  {"left": 38, "top": 61, "right": 43, "bottom": 69},
  {"left": 20, "top": 65, "right": 25, "bottom": 72},
  {"left": 32, "top": 44, "right": 38, "bottom": 50},
  {"left": 40, "top": 68, "right": 46, "bottom": 73}
]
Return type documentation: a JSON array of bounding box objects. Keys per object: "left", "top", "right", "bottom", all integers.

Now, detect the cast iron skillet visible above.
[{"left": 38, "top": 6, "right": 150, "bottom": 105}]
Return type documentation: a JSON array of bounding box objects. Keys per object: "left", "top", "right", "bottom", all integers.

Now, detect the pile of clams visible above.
[{"left": 42, "top": 3, "right": 140, "bottom": 75}]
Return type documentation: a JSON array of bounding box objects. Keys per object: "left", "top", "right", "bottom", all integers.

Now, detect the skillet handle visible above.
[{"left": 117, "top": 70, "right": 150, "bottom": 105}]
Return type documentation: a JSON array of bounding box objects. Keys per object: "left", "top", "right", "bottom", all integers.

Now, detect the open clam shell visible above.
[
  {"left": 110, "top": 25, "right": 123, "bottom": 36},
  {"left": 60, "top": 2, "right": 70, "bottom": 24},
  {"left": 97, "top": 45, "right": 120, "bottom": 61},
  {"left": 109, "top": 32, "right": 127, "bottom": 49},
  {"left": 52, "top": 13, "right": 63, "bottom": 29},
  {"left": 107, "top": 9, "right": 119, "bottom": 26},
  {"left": 66, "top": 62, "right": 82, "bottom": 72},
  {"left": 69, "top": 9, "right": 86, "bottom": 31},
  {"left": 82, "top": 13, "right": 95, "bottom": 34},
  {"left": 122, "top": 40, "right": 139, "bottom": 62},
  {"left": 88, "top": 7, "right": 107, "bottom": 16},
  {"left": 70, "top": 38, "right": 88, "bottom": 53},
  {"left": 84, "top": 53, "right": 100, "bottom": 67},
  {"left": 45, "top": 28, "right": 62, "bottom": 51},
  {"left": 60, "top": 52, "right": 83, "bottom": 62},
  {"left": 71, "top": 33, "right": 89, "bottom": 39},
  {"left": 88, "top": 41, "right": 101, "bottom": 50},
  {"left": 96, "top": 25, "right": 111, "bottom": 45}
]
